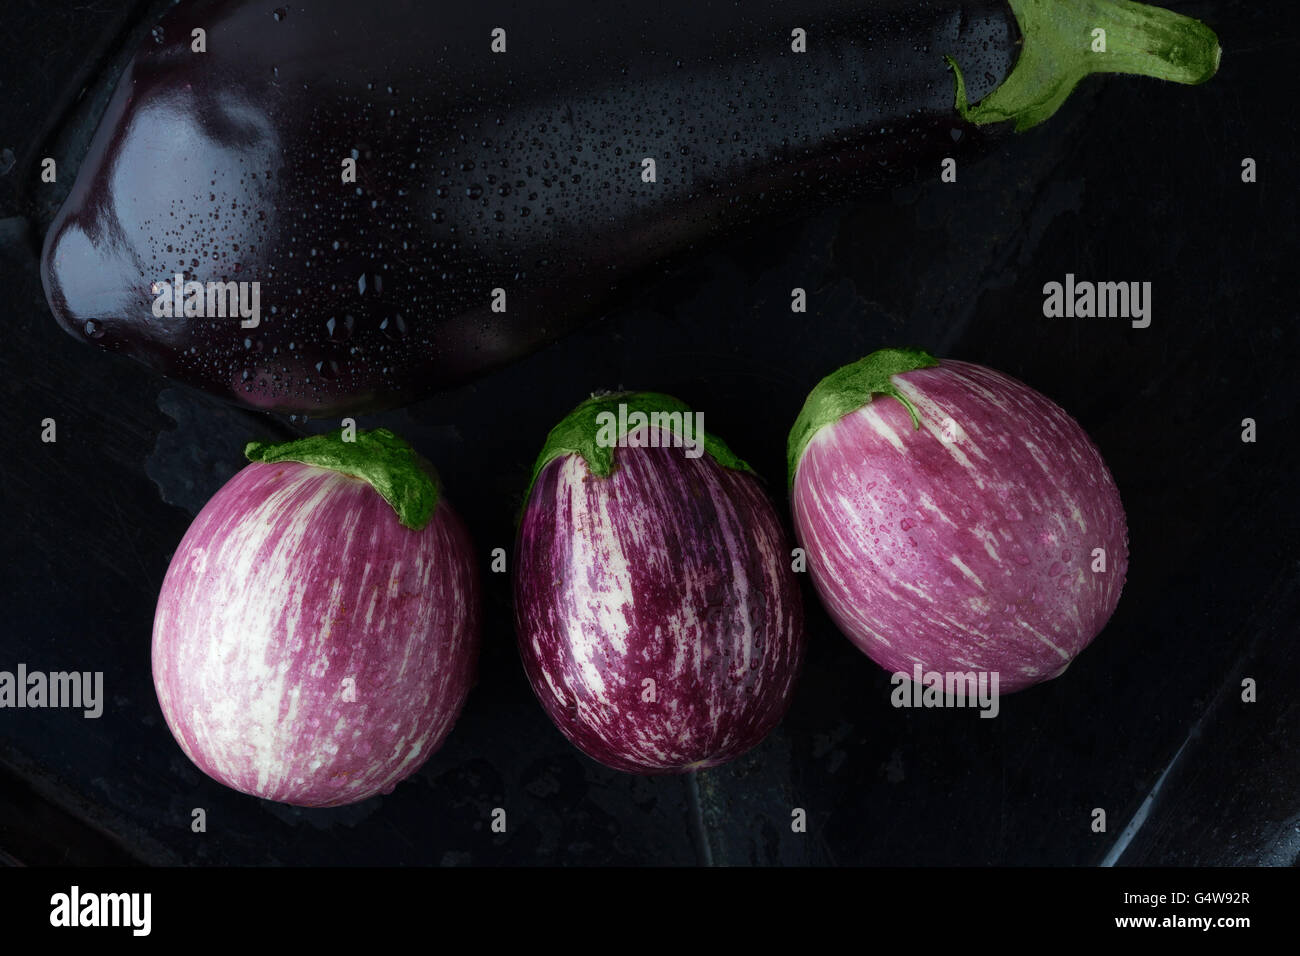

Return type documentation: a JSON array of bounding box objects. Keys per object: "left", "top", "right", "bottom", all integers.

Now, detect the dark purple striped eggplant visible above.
[
  {"left": 152, "top": 428, "right": 480, "bottom": 806},
  {"left": 514, "top": 393, "right": 804, "bottom": 773},
  {"left": 787, "top": 349, "right": 1128, "bottom": 694}
]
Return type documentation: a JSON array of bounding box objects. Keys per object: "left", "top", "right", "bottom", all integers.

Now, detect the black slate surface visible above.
[{"left": 1, "top": 0, "right": 1297, "bottom": 866}]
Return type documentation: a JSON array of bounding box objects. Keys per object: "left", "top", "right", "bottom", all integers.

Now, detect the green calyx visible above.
[
  {"left": 245, "top": 427, "right": 440, "bottom": 531},
  {"left": 948, "top": 0, "right": 1221, "bottom": 132},
  {"left": 786, "top": 348, "right": 939, "bottom": 489},
  {"left": 524, "top": 391, "right": 753, "bottom": 502}
]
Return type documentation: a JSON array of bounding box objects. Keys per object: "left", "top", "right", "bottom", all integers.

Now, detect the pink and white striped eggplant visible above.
[
  {"left": 788, "top": 349, "right": 1128, "bottom": 694},
  {"left": 515, "top": 393, "right": 805, "bottom": 773},
  {"left": 152, "top": 428, "right": 480, "bottom": 807}
]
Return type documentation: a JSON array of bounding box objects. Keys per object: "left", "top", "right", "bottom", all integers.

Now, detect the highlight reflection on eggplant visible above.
[{"left": 41, "top": 0, "right": 1219, "bottom": 416}]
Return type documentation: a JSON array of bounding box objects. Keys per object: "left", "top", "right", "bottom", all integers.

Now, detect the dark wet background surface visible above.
[{"left": 1, "top": 0, "right": 1297, "bottom": 865}]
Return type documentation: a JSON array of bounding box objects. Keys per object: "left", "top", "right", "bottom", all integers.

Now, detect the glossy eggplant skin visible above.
[{"left": 41, "top": 1, "right": 1016, "bottom": 416}]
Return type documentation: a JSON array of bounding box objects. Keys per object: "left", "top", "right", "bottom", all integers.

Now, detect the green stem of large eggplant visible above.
[{"left": 948, "top": 0, "right": 1221, "bottom": 132}]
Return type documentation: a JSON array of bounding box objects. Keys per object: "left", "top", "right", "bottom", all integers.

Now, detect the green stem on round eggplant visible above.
[
  {"left": 245, "top": 427, "right": 440, "bottom": 531},
  {"left": 948, "top": 0, "right": 1221, "bottom": 132},
  {"left": 786, "top": 348, "right": 940, "bottom": 490},
  {"left": 525, "top": 391, "right": 753, "bottom": 503}
]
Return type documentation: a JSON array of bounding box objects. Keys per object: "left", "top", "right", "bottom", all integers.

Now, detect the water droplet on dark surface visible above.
[
  {"left": 380, "top": 313, "right": 407, "bottom": 339},
  {"left": 326, "top": 314, "right": 356, "bottom": 342}
]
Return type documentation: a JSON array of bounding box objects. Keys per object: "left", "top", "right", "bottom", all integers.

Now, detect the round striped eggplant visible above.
[
  {"left": 515, "top": 393, "right": 805, "bottom": 773},
  {"left": 788, "top": 349, "right": 1128, "bottom": 694},
  {"left": 152, "top": 428, "right": 480, "bottom": 807}
]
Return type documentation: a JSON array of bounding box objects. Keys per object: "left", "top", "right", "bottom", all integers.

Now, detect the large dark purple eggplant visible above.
[{"left": 40, "top": 0, "right": 1218, "bottom": 416}]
